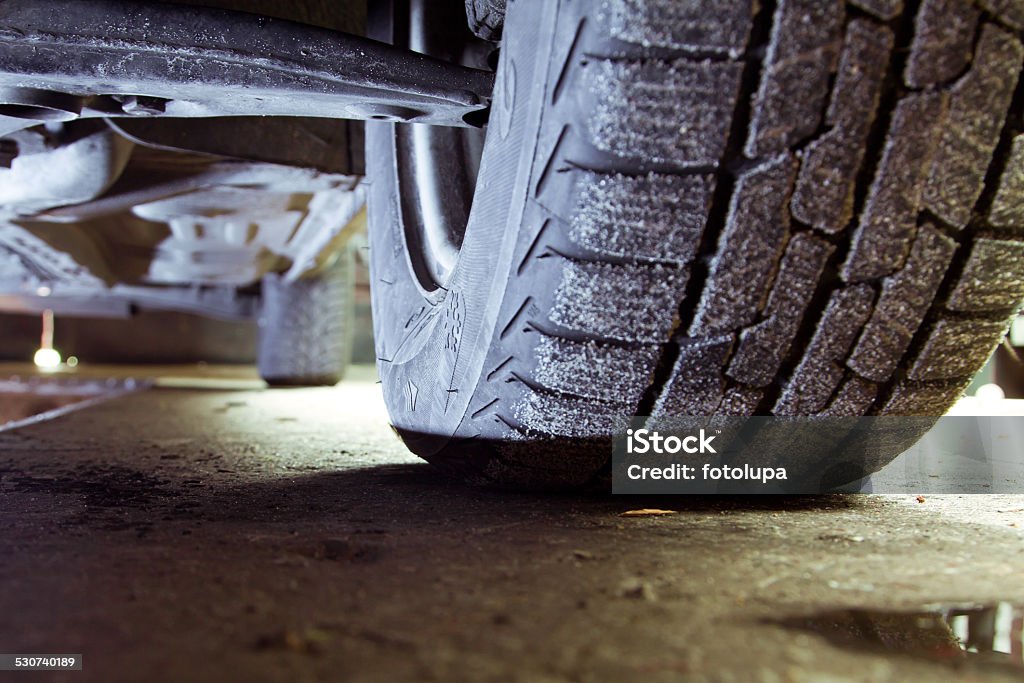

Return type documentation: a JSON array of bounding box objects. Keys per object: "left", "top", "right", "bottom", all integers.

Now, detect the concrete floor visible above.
[{"left": 2, "top": 366, "right": 1024, "bottom": 682}]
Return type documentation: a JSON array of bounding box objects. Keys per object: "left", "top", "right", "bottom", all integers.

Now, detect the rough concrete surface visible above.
[{"left": 1, "top": 366, "right": 1023, "bottom": 682}]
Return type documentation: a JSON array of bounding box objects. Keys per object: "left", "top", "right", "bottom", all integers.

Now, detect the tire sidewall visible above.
[{"left": 367, "top": 1, "right": 557, "bottom": 456}]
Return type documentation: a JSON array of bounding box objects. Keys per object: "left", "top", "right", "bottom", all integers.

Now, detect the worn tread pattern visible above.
[
  {"left": 716, "top": 384, "right": 765, "bottom": 416},
  {"left": 513, "top": 391, "right": 630, "bottom": 440},
  {"left": 568, "top": 172, "right": 715, "bottom": 264},
  {"left": 851, "top": 0, "right": 904, "bottom": 20},
  {"left": 820, "top": 376, "right": 880, "bottom": 416},
  {"left": 548, "top": 259, "right": 688, "bottom": 343},
  {"left": 534, "top": 335, "right": 660, "bottom": 404},
  {"left": 946, "top": 238, "right": 1024, "bottom": 313},
  {"left": 881, "top": 377, "right": 974, "bottom": 415},
  {"left": 774, "top": 284, "right": 877, "bottom": 415},
  {"left": 651, "top": 336, "right": 733, "bottom": 417},
  {"left": 846, "top": 225, "right": 958, "bottom": 383},
  {"left": 980, "top": 0, "right": 1024, "bottom": 30}
]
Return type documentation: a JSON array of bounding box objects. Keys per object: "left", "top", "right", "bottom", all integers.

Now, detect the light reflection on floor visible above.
[{"left": 2, "top": 363, "right": 1023, "bottom": 497}]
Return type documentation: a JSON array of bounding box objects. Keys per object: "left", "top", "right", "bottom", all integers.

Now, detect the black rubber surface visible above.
[
  {"left": 369, "top": 0, "right": 1024, "bottom": 489},
  {"left": 258, "top": 250, "right": 354, "bottom": 387},
  {"left": 464, "top": 0, "right": 506, "bottom": 41}
]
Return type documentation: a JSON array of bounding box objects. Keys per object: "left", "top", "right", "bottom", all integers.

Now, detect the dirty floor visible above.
[{"left": 1, "top": 366, "right": 1023, "bottom": 682}]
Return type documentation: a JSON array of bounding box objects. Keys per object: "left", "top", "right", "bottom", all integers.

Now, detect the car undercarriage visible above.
[{"left": 1, "top": 0, "right": 1022, "bottom": 490}]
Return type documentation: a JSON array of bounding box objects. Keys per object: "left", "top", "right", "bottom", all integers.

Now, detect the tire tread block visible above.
[
  {"left": 716, "top": 383, "right": 764, "bottom": 416},
  {"left": 979, "top": 0, "right": 1024, "bottom": 30},
  {"left": 744, "top": 0, "right": 844, "bottom": 158},
  {"left": 570, "top": 171, "right": 715, "bottom": 264},
  {"left": 726, "top": 233, "right": 835, "bottom": 387},
  {"left": 689, "top": 154, "right": 797, "bottom": 335},
  {"left": 843, "top": 92, "right": 949, "bottom": 281},
  {"left": 597, "top": 0, "right": 754, "bottom": 54},
  {"left": 909, "top": 316, "right": 1011, "bottom": 380},
  {"left": 922, "top": 24, "right": 1024, "bottom": 228},
  {"left": 651, "top": 335, "right": 733, "bottom": 416},
  {"left": 847, "top": 224, "right": 957, "bottom": 382},
  {"left": 850, "top": 0, "right": 904, "bottom": 20},
  {"left": 790, "top": 19, "right": 893, "bottom": 233},
  {"left": 991, "top": 135, "right": 1024, "bottom": 229},
  {"left": 946, "top": 238, "right": 1024, "bottom": 313},
  {"left": 819, "top": 376, "right": 879, "bottom": 416},
  {"left": 905, "top": 0, "right": 980, "bottom": 88},
  {"left": 534, "top": 334, "right": 660, "bottom": 404},
  {"left": 882, "top": 377, "right": 973, "bottom": 415},
  {"left": 514, "top": 391, "right": 631, "bottom": 439},
  {"left": 549, "top": 259, "right": 688, "bottom": 343},
  {"left": 585, "top": 58, "right": 743, "bottom": 167},
  {"left": 774, "top": 284, "right": 876, "bottom": 415}
]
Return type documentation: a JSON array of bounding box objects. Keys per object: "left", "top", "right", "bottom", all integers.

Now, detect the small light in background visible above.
[
  {"left": 975, "top": 383, "right": 1006, "bottom": 401},
  {"left": 36, "top": 285, "right": 51, "bottom": 297},
  {"left": 1011, "top": 315, "right": 1024, "bottom": 347},
  {"left": 33, "top": 347, "right": 61, "bottom": 370},
  {"left": 33, "top": 309, "right": 61, "bottom": 372},
  {"left": 66, "top": 356, "right": 79, "bottom": 368}
]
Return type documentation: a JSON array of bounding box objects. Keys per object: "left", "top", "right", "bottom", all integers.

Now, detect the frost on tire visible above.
[{"left": 369, "top": 0, "right": 1024, "bottom": 489}]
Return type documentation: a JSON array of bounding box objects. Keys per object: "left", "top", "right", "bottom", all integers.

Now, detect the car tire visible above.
[
  {"left": 258, "top": 247, "right": 355, "bottom": 387},
  {"left": 367, "top": 0, "right": 1024, "bottom": 489}
]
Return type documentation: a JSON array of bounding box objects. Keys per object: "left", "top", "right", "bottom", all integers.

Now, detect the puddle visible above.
[
  {"left": 778, "top": 602, "right": 1023, "bottom": 672},
  {"left": 0, "top": 377, "right": 145, "bottom": 432}
]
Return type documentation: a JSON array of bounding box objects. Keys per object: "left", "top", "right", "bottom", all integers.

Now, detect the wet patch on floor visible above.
[
  {"left": 777, "top": 602, "right": 1023, "bottom": 673},
  {"left": 0, "top": 376, "right": 145, "bottom": 431}
]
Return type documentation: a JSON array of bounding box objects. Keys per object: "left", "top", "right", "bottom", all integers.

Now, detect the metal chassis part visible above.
[
  {"left": 0, "top": 0, "right": 494, "bottom": 138},
  {"left": 0, "top": 285, "right": 260, "bottom": 320}
]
